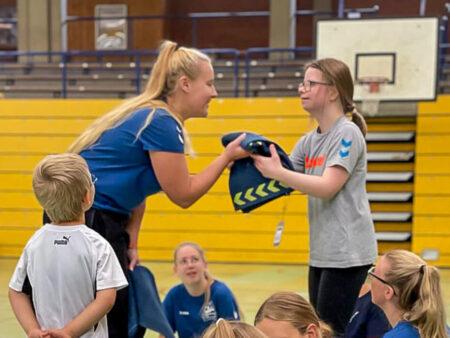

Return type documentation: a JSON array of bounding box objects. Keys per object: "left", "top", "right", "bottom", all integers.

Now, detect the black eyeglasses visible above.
[
  {"left": 298, "top": 80, "right": 332, "bottom": 92},
  {"left": 368, "top": 266, "right": 396, "bottom": 295}
]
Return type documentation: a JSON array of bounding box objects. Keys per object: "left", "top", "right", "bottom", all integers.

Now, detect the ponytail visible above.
[
  {"left": 201, "top": 270, "right": 215, "bottom": 312},
  {"left": 409, "top": 265, "right": 447, "bottom": 338},
  {"left": 68, "top": 40, "right": 208, "bottom": 155},
  {"left": 350, "top": 109, "right": 368, "bottom": 137},
  {"left": 318, "top": 320, "right": 334, "bottom": 338},
  {"left": 145, "top": 40, "right": 178, "bottom": 101},
  {"left": 202, "top": 270, "right": 244, "bottom": 321},
  {"left": 384, "top": 250, "right": 447, "bottom": 338}
]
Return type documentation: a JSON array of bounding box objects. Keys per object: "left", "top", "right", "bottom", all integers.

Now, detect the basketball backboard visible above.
[{"left": 316, "top": 17, "right": 439, "bottom": 102}]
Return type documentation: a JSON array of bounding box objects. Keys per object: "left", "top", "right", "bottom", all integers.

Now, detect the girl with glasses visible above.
[
  {"left": 369, "top": 250, "right": 447, "bottom": 338},
  {"left": 251, "top": 58, "right": 377, "bottom": 336},
  {"left": 162, "top": 242, "right": 241, "bottom": 338}
]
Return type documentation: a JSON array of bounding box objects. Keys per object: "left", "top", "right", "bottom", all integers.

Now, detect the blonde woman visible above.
[
  {"left": 51, "top": 41, "right": 245, "bottom": 338},
  {"left": 368, "top": 249, "right": 447, "bottom": 337},
  {"left": 254, "top": 291, "right": 332, "bottom": 338},
  {"left": 163, "top": 242, "right": 240, "bottom": 338},
  {"left": 202, "top": 319, "right": 267, "bottom": 338}
]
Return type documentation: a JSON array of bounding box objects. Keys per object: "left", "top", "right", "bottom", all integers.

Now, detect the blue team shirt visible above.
[
  {"left": 80, "top": 108, "right": 184, "bottom": 215},
  {"left": 383, "top": 321, "right": 419, "bottom": 338},
  {"left": 345, "top": 291, "right": 391, "bottom": 338},
  {"left": 162, "top": 280, "right": 240, "bottom": 338}
]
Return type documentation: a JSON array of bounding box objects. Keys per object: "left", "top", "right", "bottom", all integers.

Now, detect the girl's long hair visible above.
[{"left": 384, "top": 250, "right": 447, "bottom": 338}]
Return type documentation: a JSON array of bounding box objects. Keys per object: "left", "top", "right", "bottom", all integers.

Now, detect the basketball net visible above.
[{"left": 359, "top": 77, "right": 387, "bottom": 117}]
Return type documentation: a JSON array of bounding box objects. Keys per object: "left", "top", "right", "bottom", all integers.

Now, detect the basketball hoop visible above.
[{"left": 357, "top": 76, "right": 389, "bottom": 116}]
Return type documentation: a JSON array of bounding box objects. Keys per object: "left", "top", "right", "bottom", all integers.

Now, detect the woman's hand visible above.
[
  {"left": 223, "top": 133, "right": 249, "bottom": 162},
  {"left": 251, "top": 144, "right": 283, "bottom": 180},
  {"left": 128, "top": 248, "right": 140, "bottom": 271},
  {"left": 126, "top": 202, "right": 144, "bottom": 271}
]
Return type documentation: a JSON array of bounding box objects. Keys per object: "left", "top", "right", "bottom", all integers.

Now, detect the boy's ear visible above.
[{"left": 83, "top": 189, "right": 93, "bottom": 208}]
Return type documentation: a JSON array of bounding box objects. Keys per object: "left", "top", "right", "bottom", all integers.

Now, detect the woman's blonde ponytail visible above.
[{"left": 68, "top": 40, "right": 209, "bottom": 156}]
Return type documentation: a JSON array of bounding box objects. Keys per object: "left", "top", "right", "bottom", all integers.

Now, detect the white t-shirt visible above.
[{"left": 9, "top": 224, "right": 128, "bottom": 338}]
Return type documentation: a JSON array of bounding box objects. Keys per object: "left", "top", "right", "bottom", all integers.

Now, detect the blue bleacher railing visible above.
[
  {"left": 201, "top": 49, "right": 241, "bottom": 97},
  {"left": 244, "top": 47, "right": 314, "bottom": 97},
  {"left": 1, "top": 43, "right": 450, "bottom": 97},
  {"left": 0, "top": 48, "right": 239, "bottom": 98},
  {"left": 63, "top": 49, "right": 159, "bottom": 96},
  {"left": 1, "top": 42, "right": 450, "bottom": 97}
]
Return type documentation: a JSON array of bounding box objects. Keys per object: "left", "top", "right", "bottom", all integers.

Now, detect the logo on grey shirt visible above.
[{"left": 339, "top": 138, "right": 352, "bottom": 158}]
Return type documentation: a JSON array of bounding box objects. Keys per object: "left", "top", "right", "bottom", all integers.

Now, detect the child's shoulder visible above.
[
  {"left": 338, "top": 117, "right": 360, "bottom": 131},
  {"left": 338, "top": 118, "right": 364, "bottom": 137},
  {"left": 78, "top": 225, "right": 112, "bottom": 249},
  {"left": 23, "top": 225, "right": 52, "bottom": 250}
]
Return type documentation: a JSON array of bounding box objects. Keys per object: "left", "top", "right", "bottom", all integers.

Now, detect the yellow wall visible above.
[
  {"left": 0, "top": 98, "right": 311, "bottom": 263},
  {"left": 413, "top": 96, "right": 450, "bottom": 266},
  {"left": 2, "top": 97, "right": 450, "bottom": 265}
]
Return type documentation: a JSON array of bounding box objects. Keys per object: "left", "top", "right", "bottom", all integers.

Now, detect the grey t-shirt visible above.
[{"left": 290, "top": 116, "right": 377, "bottom": 268}]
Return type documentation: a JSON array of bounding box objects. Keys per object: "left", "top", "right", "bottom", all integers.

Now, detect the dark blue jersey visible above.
[
  {"left": 162, "top": 280, "right": 239, "bottom": 338},
  {"left": 345, "top": 291, "right": 391, "bottom": 338},
  {"left": 383, "top": 321, "right": 419, "bottom": 338}
]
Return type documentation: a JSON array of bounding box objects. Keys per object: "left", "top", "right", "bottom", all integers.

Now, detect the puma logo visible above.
[{"left": 54, "top": 236, "right": 71, "bottom": 246}]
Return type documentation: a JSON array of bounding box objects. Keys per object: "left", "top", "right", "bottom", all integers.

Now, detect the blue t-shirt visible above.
[
  {"left": 162, "top": 280, "right": 240, "bottom": 338},
  {"left": 345, "top": 291, "right": 391, "bottom": 338},
  {"left": 383, "top": 321, "right": 419, "bottom": 338},
  {"left": 80, "top": 108, "right": 184, "bottom": 215}
]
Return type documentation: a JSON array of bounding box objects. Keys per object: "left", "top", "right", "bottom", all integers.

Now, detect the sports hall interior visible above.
[{"left": 0, "top": 0, "right": 450, "bottom": 336}]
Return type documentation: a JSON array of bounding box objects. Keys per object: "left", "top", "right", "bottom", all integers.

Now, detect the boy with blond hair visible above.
[{"left": 9, "top": 153, "right": 128, "bottom": 338}]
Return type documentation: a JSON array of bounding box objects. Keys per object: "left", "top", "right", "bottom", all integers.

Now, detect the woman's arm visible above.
[
  {"left": 151, "top": 133, "right": 247, "bottom": 208},
  {"left": 252, "top": 144, "right": 349, "bottom": 199},
  {"left": 126, "top": 201, "right": 146, "bottom": 270}
]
